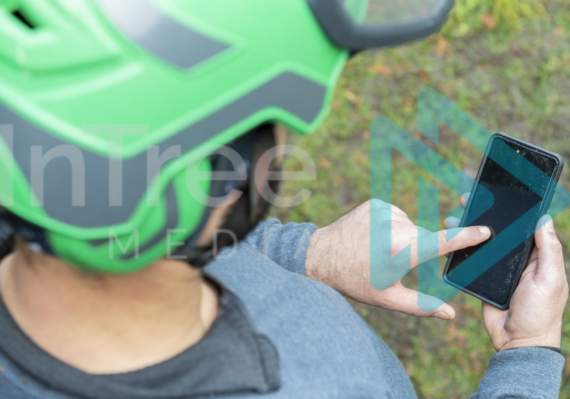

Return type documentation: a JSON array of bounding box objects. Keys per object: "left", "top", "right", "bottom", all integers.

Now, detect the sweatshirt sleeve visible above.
[
  {"left": 243, "top": 219, "right": 318, "bottom": 275},
  {"left": 472, "top": 347, "right": 565, "bottom": 399}
]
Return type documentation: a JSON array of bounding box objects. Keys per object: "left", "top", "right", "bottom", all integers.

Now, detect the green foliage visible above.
[{"left": 442, "top": 0, "right": 547, "bottom": 37}]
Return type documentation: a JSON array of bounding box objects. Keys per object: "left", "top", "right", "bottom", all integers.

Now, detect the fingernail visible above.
[
  {"left": 479, "top": 226, "right": 491, "bottom": 236},
  {"left": 434, "top": 312, "right": 450, "bottom": 320}
]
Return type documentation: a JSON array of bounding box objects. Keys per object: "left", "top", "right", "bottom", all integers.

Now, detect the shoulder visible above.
[{"left": 206, "top": 243, "right": 415, "bottom": 398}]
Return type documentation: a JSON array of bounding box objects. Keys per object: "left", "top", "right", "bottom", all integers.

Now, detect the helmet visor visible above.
[{"left": 309, "top": 0, "right": 454, "bottom": 51}]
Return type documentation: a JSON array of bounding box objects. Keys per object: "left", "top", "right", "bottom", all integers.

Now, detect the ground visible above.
[{"left": 271, "top": 1, "right": 570, "bottom": 397}]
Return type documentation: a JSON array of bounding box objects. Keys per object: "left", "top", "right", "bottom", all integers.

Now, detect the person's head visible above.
[{"left": 0, "top": 0, "right": 454, "bottom": 273}]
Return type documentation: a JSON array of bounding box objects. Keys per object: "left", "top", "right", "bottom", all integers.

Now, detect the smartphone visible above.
[{"left": 443, "top": 132, "right": 564, "bottom": 309}]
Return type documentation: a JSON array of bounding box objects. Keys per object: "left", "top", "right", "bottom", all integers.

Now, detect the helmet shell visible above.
[{"left": 0, "top": 0, "right": 349, "bottom": 272}]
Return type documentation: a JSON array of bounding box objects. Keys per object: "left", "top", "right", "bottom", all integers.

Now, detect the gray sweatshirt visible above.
[{"left": 0, "top": 220, "right": 564, "bottom": 398}]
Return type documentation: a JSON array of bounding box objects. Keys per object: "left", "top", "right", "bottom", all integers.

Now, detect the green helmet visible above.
[{"left": 0, "top": 0, "right": 453, "bottom": 273}]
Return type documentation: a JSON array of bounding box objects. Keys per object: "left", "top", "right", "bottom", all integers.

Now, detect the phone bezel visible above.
[{"left": 443, "top": 132, "right": 564, "bottom": 310}]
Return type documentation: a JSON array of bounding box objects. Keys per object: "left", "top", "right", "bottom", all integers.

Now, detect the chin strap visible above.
[
  {"left": 0, "top": 209, "right": 53, "bottom": 257},
  {"left": 177, "top": 124, "right": 280, "bottom": 267}
]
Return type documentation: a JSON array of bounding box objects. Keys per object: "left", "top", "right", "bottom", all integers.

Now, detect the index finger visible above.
[{"left": 416, "top": 226, "right": 491, "bottom": 265}]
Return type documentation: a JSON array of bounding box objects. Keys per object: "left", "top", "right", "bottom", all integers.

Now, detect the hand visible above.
[
  {"left": 446, "top": 194, "right": 569, "bottom": 351},
  {"left": 306, "top": 199, "right": 491, "bottom": 320}
]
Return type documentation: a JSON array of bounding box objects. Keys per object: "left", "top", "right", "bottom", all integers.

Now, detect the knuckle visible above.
[
  {"left": 549, "top": 240, "right": 563, "bottom": 254},
  {"left": 556, "top": 272, "right": 566, "bottom": 288},
  {"left": 380, "top": 219, "right": 393, "bottom": 231},
  {"left": 465, "top": 226, "right": 480, "bottom": 238},
  {"left": 370, "top": 198, "right": 388, "bottom": 211},
  {"left": 551, "top": 269, "right": 568, "bottom": 293},
  {"left": 438, "top": 230, "right": 449, "bottom": 250},
  {"left": 391, "top": 204, "right": 405, "bottom": 214},
  {"left": 561, "top": 276, "right": 570, "bottom": 297},
  {"left": 445, "top": 217, "right": 459, "bottom": 228},
  {"left": 376, "top": 206, "right": 392, "bottom": 220},
  {"left": 380, "top": 208, "right": 392, "bottom": 219}
]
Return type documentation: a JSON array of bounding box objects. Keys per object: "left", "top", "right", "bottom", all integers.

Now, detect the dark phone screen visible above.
[{"left": 446, "top": 135, "right": 558, "bottom": 307}]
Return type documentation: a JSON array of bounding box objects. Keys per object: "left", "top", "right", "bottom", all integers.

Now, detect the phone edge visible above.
[{"left": 442, "top": 132, "right": 564, "bottom": 310}]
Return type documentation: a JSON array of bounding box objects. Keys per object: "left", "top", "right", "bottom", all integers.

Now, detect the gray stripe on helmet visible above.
[
  {"left": 0, "top": 72, "right": 326, "bottom": 229},
  {"left": 97, "top": 0, "right": 229, "bottom": 69},
  {"left": 88, "top": 236, "right": 109, "bottom": 247}
]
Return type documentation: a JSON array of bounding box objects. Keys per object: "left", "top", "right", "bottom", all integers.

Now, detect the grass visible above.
[{"left": 271, "top": 0, "right": 570, "bottom": 397}]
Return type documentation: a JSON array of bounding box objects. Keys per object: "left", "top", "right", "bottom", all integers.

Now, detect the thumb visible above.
[{"left": 534, "top": 215, "right": 564, "bottom": 280}]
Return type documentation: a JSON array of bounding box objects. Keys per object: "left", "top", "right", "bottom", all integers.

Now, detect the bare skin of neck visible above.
[{"left": 0, "top": 237, "right": 219, "bottom": 375}]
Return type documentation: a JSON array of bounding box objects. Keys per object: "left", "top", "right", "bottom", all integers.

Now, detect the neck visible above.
[{"left": 0, "top": 238, "right": 219, "bottom": 374}]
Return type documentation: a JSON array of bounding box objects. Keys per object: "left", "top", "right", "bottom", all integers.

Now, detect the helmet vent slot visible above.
[{"left": 11, "top": 8, "right": 36, "bottom": 29}]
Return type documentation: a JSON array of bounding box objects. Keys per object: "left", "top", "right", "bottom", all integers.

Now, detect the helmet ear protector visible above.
[{"left": 177, "top": 124, "right": 280, "bottom": 267}]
